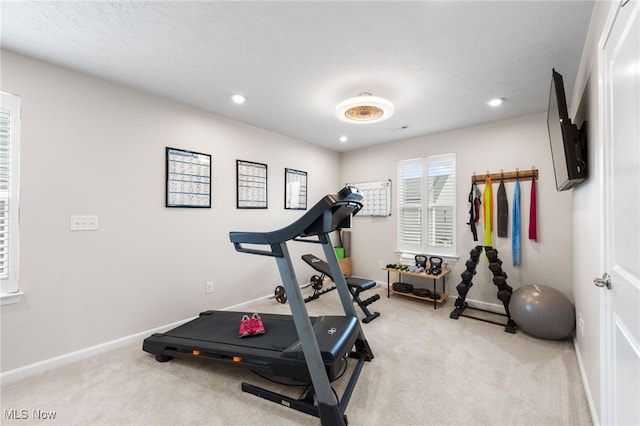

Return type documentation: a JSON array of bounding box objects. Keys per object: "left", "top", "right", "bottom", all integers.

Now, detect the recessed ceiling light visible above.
[
  {"left": 488, "top": 98, "right": 503, "bottom": 107},
  {"left": 231, "top": 94, "right": 246, "bottom": 104},
  {"left": 339, "top": 136, "right": 348, "bottom": 143},
  {"left": 336, "top": 92, "right": 394, "bottom": 124}
]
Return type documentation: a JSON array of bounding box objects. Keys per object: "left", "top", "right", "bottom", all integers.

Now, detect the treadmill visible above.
[{"left": 143, "top": 186, "right": 374, "bottom": 425}]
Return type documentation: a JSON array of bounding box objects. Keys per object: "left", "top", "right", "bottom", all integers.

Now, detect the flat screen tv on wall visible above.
[{"left": 547, "top": 68, "right": 587, "bottom": 191}]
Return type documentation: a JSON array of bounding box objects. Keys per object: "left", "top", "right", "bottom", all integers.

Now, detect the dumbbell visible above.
[
  {"left": 492, "top": 275, "right": 509, "bottom": 287},
  {"left": 456, "top": 281, "right": 472, "bottom": 297},
  {"left": 272, "top": 285, "right": 287, "bottom": 304},
  {"left": 466, "top": 259, "right": 478, "bottom": 272},
  {"left": 470, "top": 246, "right": 483, "bottom": 261},
  {"left": 461, "top": 270, "right": 475, "bottom": 283},
  {"left": 488, "top": 262, "right": 504, "bottom": 275},
  {"left": 310, "top": 275, "right": 323, "bottom": 290},
  {"left": 497, "top": 289, "right": 512, "bottom": 303},
  {"left": 485, "top": 247, "right": 499, "bottom": 261}
]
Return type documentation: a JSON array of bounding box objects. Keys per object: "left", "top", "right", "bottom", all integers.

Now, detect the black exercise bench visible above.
[{"left": 302, "top": 254, "right": 381, "bottom": 323}]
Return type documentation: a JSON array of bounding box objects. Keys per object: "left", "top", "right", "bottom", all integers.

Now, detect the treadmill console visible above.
[{"left": 338, "top": 185, "right": 361, "bottom": 199}]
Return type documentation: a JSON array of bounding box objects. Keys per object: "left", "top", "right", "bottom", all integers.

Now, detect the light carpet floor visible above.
[{"left": 1, "top": 285, "right": 591, "bottom": 425}]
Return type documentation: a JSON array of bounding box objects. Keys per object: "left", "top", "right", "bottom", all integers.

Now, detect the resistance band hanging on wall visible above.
[
  {"left": 497, "top": 177, "right": 508, "bottom": 238},
  {"left": 529, "top": 175, "right": 538, "bottom": 242},
  {"left": 467, "top": 182, "right": 481, "bottom": 241},
  {"left": 512, "top": 177, "right": 521, "bottom": 266},
  {"left": 483, "top": 176, "right": 492, "bottom": 247},
  {"left": 471, "top": 167, "right": 539, "bottom": 265}
]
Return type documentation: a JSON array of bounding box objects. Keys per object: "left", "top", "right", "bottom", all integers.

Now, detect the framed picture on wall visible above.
[
  {"left": 166, "top": 147, "right": 211, "bottom": 208},
  {"left": 284, "top": 168, "right": 307, "bottom": 210},
  {"left": 237, "top": 159, "right": 268, "bottom": 209}
]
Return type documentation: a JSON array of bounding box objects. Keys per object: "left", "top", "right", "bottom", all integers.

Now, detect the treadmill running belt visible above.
[{"left": 164, "top": 310, "right": 307, "bottom": 352}]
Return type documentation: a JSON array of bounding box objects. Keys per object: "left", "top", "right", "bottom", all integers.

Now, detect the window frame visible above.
[
  {"left": 397, "top": 153, "right": 456, "bottom": 258},
  {"left": 0, "top": 92, "right": 22, "bottom": 305}
]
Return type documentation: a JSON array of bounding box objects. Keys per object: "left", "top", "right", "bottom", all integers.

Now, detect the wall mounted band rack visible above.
[{"left": 471, "top": 167, "right": 538, "bottom": 184}]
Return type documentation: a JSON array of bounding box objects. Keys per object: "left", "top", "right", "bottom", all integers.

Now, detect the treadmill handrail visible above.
[{"left": 229, "top": 186, "right": 362, "bottom": 257}]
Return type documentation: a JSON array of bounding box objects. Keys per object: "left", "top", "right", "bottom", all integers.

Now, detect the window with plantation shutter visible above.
[
  {"left": 0, "top": 92, "right": 21, "bottom": 304},
  {"left": 426, "top": 154, "right": 455, "bottom": 250},
  {"left": 397, "top": 159, "right": 423, "bottom": 251},
  {"left": 397, "top": 154, "right": 456, "bottom": 257}
]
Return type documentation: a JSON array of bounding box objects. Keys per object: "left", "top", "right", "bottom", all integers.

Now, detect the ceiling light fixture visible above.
[
  {"left": 336, "top": 92, "right": 394, "bottom": 124},
  {"left": 339, "top": 135, "right": 348, "bottom": 143},
  {"left": 231, "top": 94, "right": 246, "bottom": 104},
  {"left": 488, "top": 98, "right": 503, "bottom": 107}
]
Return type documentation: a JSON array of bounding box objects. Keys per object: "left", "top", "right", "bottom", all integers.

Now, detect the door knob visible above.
[{"left": 594, "top": 273, "right": 611, "bottom": 289}]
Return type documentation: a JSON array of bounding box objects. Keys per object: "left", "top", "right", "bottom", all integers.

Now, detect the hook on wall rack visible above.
[{"left": 471, "top": 167, "right": 538, "bottom": 184}]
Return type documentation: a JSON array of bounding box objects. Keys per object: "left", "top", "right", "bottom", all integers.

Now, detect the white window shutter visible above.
[
  {"left": 426, "top": 154, "right": 456, "bottom": 254},
  {"left": 397, "top": 154, "right": 456, "bottom": 257},
  {"left": 397, "top": 159, "right": 423, "bottom": 252},
  {"left": 0, "top": 92, "right": 20, "bottom": 296}
]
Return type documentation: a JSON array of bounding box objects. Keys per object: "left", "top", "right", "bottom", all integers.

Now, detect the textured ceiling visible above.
[{"left": 1, "top": 1, "right": 594, "bottom": 152}]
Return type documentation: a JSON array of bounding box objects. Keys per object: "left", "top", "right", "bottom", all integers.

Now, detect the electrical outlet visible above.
[
  {"left": 205, "top": 281, "right": 214, "bottom": 294},
  {"left": 378, "top": 260, "right": 385, "bottom": 269},
  {"left": 70, "top": 215, "right": 99, "bottom": 231}
]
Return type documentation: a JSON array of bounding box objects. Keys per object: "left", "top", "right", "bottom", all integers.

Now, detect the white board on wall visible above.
[{"left": 347, "top": 180, "right": 391, "bottom": 216}]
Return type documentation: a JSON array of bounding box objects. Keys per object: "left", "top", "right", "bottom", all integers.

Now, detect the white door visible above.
[{"left": 599, "top": 1, "right": 640, "bottom": 424}]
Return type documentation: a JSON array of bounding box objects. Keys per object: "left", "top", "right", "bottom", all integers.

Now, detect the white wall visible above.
[
  {"left": 569, "top": 1, "right": 615, "bottom": 423},
  {"left": 341, "top": 113, "right": 575, "bottom": 309},
  {"left": 0, "top": 50, "right": 340, "bottom": 372}
]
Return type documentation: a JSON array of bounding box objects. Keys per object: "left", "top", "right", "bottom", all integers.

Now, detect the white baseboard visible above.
[
  {"left": 0, "top": 295, "right": 284, "bottom": 386},
  {"left": 0, "top": 316, "right": 197, "bottom": 386},
  {"left": 573, "top": 337, "right": 600, "bottom": 426},
  {"left": 460, "top": 297, "right": 506, "bottom": 315},
  {"left": 223, "top": 294, "right": 272, "bottom": 310}
]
